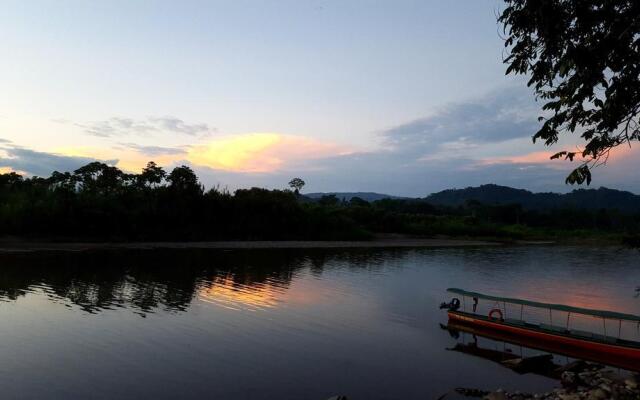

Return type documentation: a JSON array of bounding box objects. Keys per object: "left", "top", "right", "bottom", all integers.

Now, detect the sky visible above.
[{"left": 1, "top": 0, "right": 638, "bottom": 196}]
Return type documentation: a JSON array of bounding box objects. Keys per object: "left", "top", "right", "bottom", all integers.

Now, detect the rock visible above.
[
  {"left": 598, "top": 383, "right": 611, "bottom": 393},
  {"left": 586, "top": 388, "right": 607, "bottom": 400},
  {"left": 558, "top": 394, "right": 580, "bottom": 400},
  {"left": 456, "top": 387, "right": 489, "bottom": 397},
  {"left": 561, "top": 371, "right": 577, "bottom": 386},
  {"left": 556, "top": 360, "right": 589, "bottom": 374},
  {"left": 625, "top": 377, "right": 638, "bottom": 389},
  {"left": 483, "top": 390, "right": 507, "bottom": 400}
]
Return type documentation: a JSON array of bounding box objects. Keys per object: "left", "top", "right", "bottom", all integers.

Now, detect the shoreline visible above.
[{"left": 0, "top": 238, "right": 517, "bottom": 253}]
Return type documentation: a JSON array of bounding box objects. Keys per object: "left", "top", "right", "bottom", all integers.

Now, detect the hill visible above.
[
  {"left": 424, "top": 184, "right": 640, "bottom": 213},
  {"left": 305, "top": 192, "right": 407, "bottom": 202}
]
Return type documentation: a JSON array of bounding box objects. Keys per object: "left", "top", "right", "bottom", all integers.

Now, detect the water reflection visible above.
[
  {"left": 442, "top": 320, "right": 640, "bottom": 372},
  {"left": 0, "top": 246, "right": 637, "bottom": 399},
  {"left": 199, "top": 276, "right": 283, "bottom": 311},
  {"left": 0, "top": 248, "right": 403, "bottom": 315}
]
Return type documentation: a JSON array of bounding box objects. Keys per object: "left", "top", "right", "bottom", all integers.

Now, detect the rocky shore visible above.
[{"left": 456, "top": 362, "right": 639, "bottom": 400}]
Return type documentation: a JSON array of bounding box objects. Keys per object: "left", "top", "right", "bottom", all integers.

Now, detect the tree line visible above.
[
  {"left": 1, "top": 161, "right": 639, "bottom": 242},
  {"left": 0, "top": 161, "right": 369, "bottom": 241}
]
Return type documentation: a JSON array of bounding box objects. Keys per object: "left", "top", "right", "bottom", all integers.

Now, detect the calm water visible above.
[{"left": 0, "top": 245, "right": 638, "bottom": 399}]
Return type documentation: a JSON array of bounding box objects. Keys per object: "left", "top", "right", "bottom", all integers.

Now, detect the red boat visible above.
[{"left": 441, "top": 288, "right": 640, "bottom": 371}]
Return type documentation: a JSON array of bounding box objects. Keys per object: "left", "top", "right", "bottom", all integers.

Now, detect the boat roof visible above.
[{"left": 447, "top": 288, "right": 640, "bottom": 322}]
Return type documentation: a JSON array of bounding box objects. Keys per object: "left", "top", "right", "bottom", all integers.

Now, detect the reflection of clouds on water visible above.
[
  {"left": 0, "top": 246, "right": 637, "bottom": 323},
  {"left": 198, "top": 276, "right": 284, "bottom": 312},
  {"left": 0, "top": 246, "right": 638, "bottom": 399},
  {"left": 0, "top": 248, "right": 405, "bottom": 316}
]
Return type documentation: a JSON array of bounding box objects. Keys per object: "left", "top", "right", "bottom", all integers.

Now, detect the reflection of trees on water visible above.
[{"left": 0, "top": 248, "right": 410, "bottom": 315}]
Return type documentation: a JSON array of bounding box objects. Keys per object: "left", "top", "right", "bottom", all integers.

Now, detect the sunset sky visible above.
[{"left": 1, "top": 0, "right": 638, "bottom": 196}]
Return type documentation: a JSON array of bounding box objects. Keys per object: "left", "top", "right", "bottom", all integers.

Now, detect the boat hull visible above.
[{"left": 448, "top": 311, "right": 640, "bottom": 371}]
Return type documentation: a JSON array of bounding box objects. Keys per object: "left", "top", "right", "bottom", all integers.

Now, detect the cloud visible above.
[
  {"left": 0, "top": 138, "right": 12, "bottom": 144},
  {"left": 234, "top": 87, "right": 589, "bottom": 195},
  {"left": 78, "top": 116, "right": 214, "bottom": 138},
  {"left": 117, "top": 143, "right": 188, "bottom": 156},
  {"left": 188, "top": 133, "right": 350, "bottom": 173},
  {"left": 149, "top": 117, "right": 212, "bottom": 136},
  {"left": 45, "top": 133, "right": 347, "bottom": 175},
  {"left": 477, "top": 151, "right": 564, "bottom": 168},
  {"left": 0, "top": 147, "right": 117, "bottom": 177},
  {"left": 381, "top": 86, "right": 539, "bottom": 157},
  {"left": 6, "top": 85, "right": 635, "bottom": 195}
]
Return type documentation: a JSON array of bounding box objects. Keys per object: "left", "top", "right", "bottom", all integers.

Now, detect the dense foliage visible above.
[
  {"left": 0, "top": 162, "right": 367, "bottom": 241},
  {"left": 1, "top": 162, "right": 639, "bottom": 242},
  {"left": 499, "top": 0, "right": 640, "bottom": 184}
]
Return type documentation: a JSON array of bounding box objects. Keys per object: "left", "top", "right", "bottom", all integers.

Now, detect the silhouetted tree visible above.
[
  {"left": 500, "top": 0, "right": 640, "bottom": 184},
  {"left": 138, "top": 161, "right": 166, "bottom": 188},
  {"left": 48, "top": 171, "right": 76, "bottom": 192},
  {"left": 0, "top": 172, "right": 23, "bottom": 187},
  {"left": 318, "top": 194, "right": 339, "bottom": 206},
  {"left": 0, "top": 162, "right": 638, "bottom": 242},
  {"left": 167, "top": 165, "right": 202, "bottom": 194},
  {"left": 288, "top": 177, "right": 305, "bottom": 194},
  {"left": 74, "top": 162, "right": 126, "bottom": 194},
  {"left": 350, "top": 197, "right": 370, "bottom": 207}
]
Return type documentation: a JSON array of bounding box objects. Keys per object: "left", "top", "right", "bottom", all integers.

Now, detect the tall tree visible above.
[
  {"left": 167, "top": 165, "right": 202, "bottom": 194},
  {"left": 288, "top": 177, "right": 305, "bottom": 194},
  {"left": 138, "top": 161, "right": 166, "bottom": 188},
  {"left": 73, "top": 162, "right": 125, "bottom": 194},
  {"left": 499, "top": 0, "right": 640, "bottom": 184}
]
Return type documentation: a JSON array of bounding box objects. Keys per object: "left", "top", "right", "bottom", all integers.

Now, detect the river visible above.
[{"left": 0, "top": 245, "right": 637, "bottom": 399}]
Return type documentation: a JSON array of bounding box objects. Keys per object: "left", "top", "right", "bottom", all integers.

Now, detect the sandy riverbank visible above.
[{"left": 0, "top": 238, "right": 512, "bottom": 253}]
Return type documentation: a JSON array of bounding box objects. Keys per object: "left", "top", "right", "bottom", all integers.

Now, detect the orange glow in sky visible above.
[{"left": 53, "top": 133, "right": 349, "bottom": 174}]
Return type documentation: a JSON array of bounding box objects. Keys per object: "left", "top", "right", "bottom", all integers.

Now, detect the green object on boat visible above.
[{"left": 447, "top": 288, "right": 640, "bottom": 322}]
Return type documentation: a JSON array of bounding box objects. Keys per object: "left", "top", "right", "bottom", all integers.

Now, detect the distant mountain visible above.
[
  {"left": 424, "top": 184, "right": 640, "bottom": 213},
  {"left": 305, "top": 192, "right": 408, "bottom": 202}
]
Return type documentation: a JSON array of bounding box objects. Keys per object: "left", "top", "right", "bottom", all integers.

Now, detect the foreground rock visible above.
[{"left": 456, "top": 363, "right": 639, "bottom": 400}]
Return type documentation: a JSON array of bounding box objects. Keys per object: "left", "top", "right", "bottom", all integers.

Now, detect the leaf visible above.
[{"left": 565, "top": 165, "right": 591, "bottom": 185}]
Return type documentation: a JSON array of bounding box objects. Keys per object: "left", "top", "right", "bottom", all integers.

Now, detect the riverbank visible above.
[
  {"left": 0, "top": 237, "right": 507, "bottom": 253},
  {"left": 460, "top": 364, "right": 640, "bottom": 400}
]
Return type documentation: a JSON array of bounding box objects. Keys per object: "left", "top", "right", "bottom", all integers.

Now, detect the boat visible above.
[
  {"left": 443, "top": 320, "right": 640, "bottom": 372},
  {"left": 440, "top": 288, "right": 640, "bottom": 370}
]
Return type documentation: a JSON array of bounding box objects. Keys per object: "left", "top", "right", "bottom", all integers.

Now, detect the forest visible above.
[{"left": 1, "top": 161, "right": 639, "bottom": 242}]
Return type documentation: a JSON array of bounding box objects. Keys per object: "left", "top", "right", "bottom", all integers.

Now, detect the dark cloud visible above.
[
  {"left": 0, "top": 138, "right": 12, "bottom": 144},
  {"left": 382, "top": 86, "right": 539, "bottom": 156},
  {"left": 118, "top": 142, "right": 188, "bottom": 156},
  {"left": 0, "top": 147, "right": 117, "bottom": 177},
  {"left": 80, "top": 116, "right": 213, "bottom": 138}
]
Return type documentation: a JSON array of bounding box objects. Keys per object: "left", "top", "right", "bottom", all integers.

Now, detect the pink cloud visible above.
[{"left": 478, "top": 144, "right": 639, "bottom": 170}]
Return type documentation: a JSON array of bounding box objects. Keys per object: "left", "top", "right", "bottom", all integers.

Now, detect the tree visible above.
[
  {"left": 499, "top": 1, "right": 640, "bottom": 185},
  {"left": 318, "top": 194, "right": 339, "bottom": 206},
  {"left": 138, "top": 161, "right": 166, "bottom": 188},
  {"left": 73, "top": 162, "right": 125, "bottom": 193},
  {"left": 349, "top": 196, "right": 370, "bottom": 207},
  {"left": 0, "top": 172, "right": 24, "bottom": 187},
  {"left": 48, "top": 171, "right": 77, "bottom": 192},
  {"left": 288, "top": 177, "right": 305, "bottom": 194},
  {"left": 167, "top": 165, "right": 202, "bottom": 194}
]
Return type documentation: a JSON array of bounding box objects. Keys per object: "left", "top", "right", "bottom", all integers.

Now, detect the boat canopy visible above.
[{"left": 447, "top": 288, "right": 640, "bottom": 322}]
